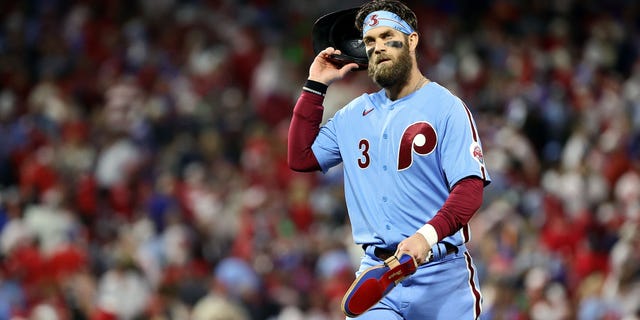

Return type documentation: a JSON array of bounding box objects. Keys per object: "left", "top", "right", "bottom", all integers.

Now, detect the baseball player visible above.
[{"left": 288, "top": 0, "right": 491, "bottom": 319}]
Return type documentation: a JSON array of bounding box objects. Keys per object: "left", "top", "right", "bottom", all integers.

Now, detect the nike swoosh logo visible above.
[{"left": 362, "top": 108, "right": 374, "bottom": 116}]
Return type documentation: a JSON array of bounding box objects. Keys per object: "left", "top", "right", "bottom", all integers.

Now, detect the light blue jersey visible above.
[{"left": 311, "top": 82, "right": 490, "bottom": 248}]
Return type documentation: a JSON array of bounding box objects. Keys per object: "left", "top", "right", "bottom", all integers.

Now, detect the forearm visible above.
[
  {"left": 287, "top": 81, "right": 327, "bottom": 172},
  {"left": 418, "top": 177, "right": 484, "bottom": 245}
]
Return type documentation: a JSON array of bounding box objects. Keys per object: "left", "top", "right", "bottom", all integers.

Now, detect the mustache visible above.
[{"left": 374, "top": 54, "right": 393, "bottom": 64}]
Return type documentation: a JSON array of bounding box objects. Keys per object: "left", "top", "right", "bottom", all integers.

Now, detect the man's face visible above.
[{"left": 363, "top": 28, "right": 412, "bottom": 88}]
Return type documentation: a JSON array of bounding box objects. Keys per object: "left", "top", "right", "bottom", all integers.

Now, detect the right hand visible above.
[{"left": 308, "top": 47, "right": 360, "bottom": 86}]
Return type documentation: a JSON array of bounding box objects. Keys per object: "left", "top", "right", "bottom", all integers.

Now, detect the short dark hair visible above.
[{"left": 355, "top": 0, "right": 418, "bottom": 34}]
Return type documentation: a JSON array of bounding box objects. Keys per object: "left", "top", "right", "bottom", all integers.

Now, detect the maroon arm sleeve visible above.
[
  {"left": 287, "top": 91, "right": 324, "bottom": 172},
  {"left": 427, "top": 177, "right": 484, "bottom": 240}
]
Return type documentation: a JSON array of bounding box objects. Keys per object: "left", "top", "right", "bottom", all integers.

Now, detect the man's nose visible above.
[
  {"left": 374, "top": 39, "right": 387, "bottom": 52},
  {"left": 366, "top": 40, "right": 386, "bottom": 58}
]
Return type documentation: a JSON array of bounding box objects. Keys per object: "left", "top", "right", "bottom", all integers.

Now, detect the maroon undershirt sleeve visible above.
[
  {"left": 427, "top": 177, "right": 485, "bottom": 240},
  {"left": 287, "top": 91, "right": 324, "bottom": 172}
]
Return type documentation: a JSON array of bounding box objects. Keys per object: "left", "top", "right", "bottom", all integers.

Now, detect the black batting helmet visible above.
[{"left": 312, "top": 7, "right": 368, "bottom": 71}]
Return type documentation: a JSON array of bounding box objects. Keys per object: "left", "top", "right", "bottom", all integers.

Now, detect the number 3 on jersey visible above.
[
  {"left": 358, "top": 139, "right": 370, "bottom": 168},
  {"left": 357, "top": 122, "right": 437, "bottom": 170}
]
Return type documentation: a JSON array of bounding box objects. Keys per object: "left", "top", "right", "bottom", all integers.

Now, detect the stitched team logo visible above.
[
  {"left": 469, "top": 142, "right": 484, "bottom": 165},
  {"left": 398, "top": 121, "right": 437, "bottom": 171},
  {"left": 367, "top": 14, "right": 379, "bottom": 27}
]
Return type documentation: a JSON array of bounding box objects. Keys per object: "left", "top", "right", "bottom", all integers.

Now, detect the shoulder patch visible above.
[{"left": 469, "top": 142, "right": 484, "bottom": 165}]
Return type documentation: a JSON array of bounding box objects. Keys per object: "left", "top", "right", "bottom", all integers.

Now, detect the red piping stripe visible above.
[
  {"left": 462, "top": 102, "right": 478, "bottom": 142},
  {"left": 462, "top": 225, "right": 470, "bottom": 243},
  {"left": 464, "top": 251, "right": 482, "bottom": 319},
  {"left": 462, "top": 101, "right": 488, "bottom": 181}
]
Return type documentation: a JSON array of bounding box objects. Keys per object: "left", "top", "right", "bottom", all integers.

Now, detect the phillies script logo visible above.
[{"left": 367, "top": 14, "right": 379, "bottom": 27}]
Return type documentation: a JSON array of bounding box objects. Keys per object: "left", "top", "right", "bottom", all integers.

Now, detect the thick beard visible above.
[{"left": 368, "top": 44, "right": 412, "bottom": 89}]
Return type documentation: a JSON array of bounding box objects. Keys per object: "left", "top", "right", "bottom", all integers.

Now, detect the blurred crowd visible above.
[{"left": 0, "top": 0, "right": 639, "bottom": 319}]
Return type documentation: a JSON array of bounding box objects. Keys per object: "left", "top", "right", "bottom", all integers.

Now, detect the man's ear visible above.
[{"left": 408, "top": 32, "right": 419, "bottom": 52}]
